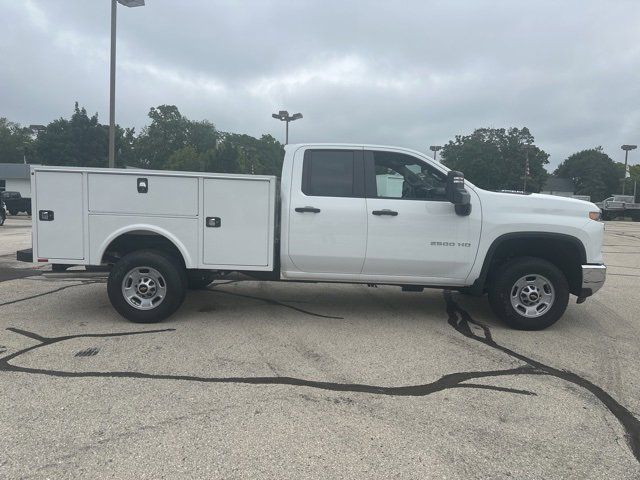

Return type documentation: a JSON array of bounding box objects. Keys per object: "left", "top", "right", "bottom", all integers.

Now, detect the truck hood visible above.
[{"left": 475, "top": 189, "right": 600, "bottom": 217}]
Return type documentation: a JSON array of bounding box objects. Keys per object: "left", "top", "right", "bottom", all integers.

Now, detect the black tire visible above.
[
  {"left": 107, "top": 250, "right": 187, "bottom": 323},
  {"left": 8, "top": 209, "right": 17, "bottom": 216},
  {"left": 26, "top": 209, "right": 32, "bottom": 216},
  {"left": 187, "top": 270, "right": 216, "bottom": 290},
  {"left": 488, "top": 256, "right": 569, "bottom": 330},
  {"left": 0, "top": 214, "right": 4, "bottom": 226}
]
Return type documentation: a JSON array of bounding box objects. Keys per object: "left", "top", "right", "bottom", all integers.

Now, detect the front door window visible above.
[{"left": 367, "top": 150, "right": 447, "bottom": 201}]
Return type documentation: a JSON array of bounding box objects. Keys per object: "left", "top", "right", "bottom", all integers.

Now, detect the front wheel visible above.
[
  {"left": 488, "top": 257, "right": 569, "bottom": 330},
  {"left": 107, "top": 250, "right": 187, "bottom": 323}
]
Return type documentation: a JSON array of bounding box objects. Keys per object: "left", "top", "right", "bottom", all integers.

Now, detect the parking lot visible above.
[{"left": 0, "top": 217, "right": 639, "bottom": 479}]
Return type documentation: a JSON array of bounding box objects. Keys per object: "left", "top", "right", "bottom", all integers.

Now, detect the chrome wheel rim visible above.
[
  {"left": 510, "top": 274, "right": 555, "bottom": 318},
  {"left": 121, "top": 266, "right": 167, "bottom": 310}
]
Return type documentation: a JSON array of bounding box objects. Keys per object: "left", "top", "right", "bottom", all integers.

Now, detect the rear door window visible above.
[{"left": 302, "top": 150, "right": 363, "bottom": 197}]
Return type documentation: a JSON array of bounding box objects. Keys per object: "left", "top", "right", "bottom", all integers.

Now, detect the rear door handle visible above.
[
  {"left": 295, "top": 206, "right": 321, "bottom": 213},
  {"left": 372, "top": 209, "right": 398, "bottom": 216}
]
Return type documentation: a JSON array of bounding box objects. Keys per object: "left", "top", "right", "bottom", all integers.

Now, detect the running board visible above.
[{"left": 42, "top": 272, "right": 108, "bottom": 281}]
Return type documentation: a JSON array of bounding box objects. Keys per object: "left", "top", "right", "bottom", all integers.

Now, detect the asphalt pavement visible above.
[{"left": 0, "top": 217, "right": 639, "bottom": 479}]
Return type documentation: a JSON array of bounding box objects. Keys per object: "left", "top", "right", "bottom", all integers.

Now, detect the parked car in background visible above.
[
  {"left": 0, "top": 198, "right": 6, "bottom": 226},
  {"left": 596, "top": 195, "right": 640, "bottom": 221},
  {"left": 1, "top": 191, "right": 31, "bottom": 216}
]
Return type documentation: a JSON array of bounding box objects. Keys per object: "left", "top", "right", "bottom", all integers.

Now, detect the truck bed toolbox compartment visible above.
[
  {"left": 202, "top": 178, "right": 272, "bottom": 267},
  {"left": 88, "top": 173, "right": 198, "bottom": 216},
  {"left": 35, "top": 170, "right": 84, "bottom": 260},
  {"left": 32, "top": 167, "right": 276, "bottom": 271}
]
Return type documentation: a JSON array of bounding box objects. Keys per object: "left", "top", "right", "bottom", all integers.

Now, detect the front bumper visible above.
[{"left": 580, "top": 264, "right": 606, "bottom": 297}]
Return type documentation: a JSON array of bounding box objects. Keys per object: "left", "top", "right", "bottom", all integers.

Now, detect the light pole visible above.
[
  {"left": 621, "top": 144, "right": 637, "bottom": 195},
  {"left": 25, "top": 125, "right": 46, "bottom": 164},
  {"left": 523, "top": 147, "right": 530, "bottom": 193},
  {"left": 272, "top": 110, "right": 303, "bottom": 144},
  {"left": 109, "top": 0, "right": 146, "bottom": 168},
  {"left": 429, "top": 145, "right": 442, "bottom": 162},
  {"left": 29, "top": 124, "right": 46, "bottom": 134}
]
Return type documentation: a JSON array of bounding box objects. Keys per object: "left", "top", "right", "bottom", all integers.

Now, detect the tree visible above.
[
  {"left": 211, "top": 139, "right": 240, "bottom": 174},
  {"left": 213, "top": 133, "right": 284, "bottom": 176},
  {"left": 165, "top": 146, "right": 216, "bottom": 172},
  {"left": 0, "top": 118, "right": 33, "bottom": 163},
  {"left": 33, "top": 103, "right": 132, "bottom": 168},
  {"left": 554, "top": 148, "right": 621, "bottom": 202},
  {"left": 134, "top": 105, "right": 219, "bottom": 170},
  {"left": 135, "top": 105, "right": 189, "bottom": 169},
  {"left": 440, "top": 127, "right": 549, "bottom": 192},
  {"left": 3, "top": 104, "right": 283, "bottom": 175}
]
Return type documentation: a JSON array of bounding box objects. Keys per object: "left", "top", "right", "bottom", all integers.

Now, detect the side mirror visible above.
[{"left": 445, "top": 171, "right": 471, "bottom": 216}]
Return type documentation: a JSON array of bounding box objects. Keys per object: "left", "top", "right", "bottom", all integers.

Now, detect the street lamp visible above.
[
  {"left": 429, "top": 145, "right": 442, "bottom": 161},
  {"left": 29, "top": 125, "right": 46, "bottom": 135},
  {"left": 109, "top": 0, "right": 146, "bottom": 168},
  {"left": 621, "top": 144, "right": 637, "bottom": 195},
  {"left": 272, "top": 110, "right": 303, "bottom": 145}
]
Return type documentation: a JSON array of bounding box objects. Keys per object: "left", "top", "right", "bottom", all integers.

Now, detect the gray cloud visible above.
[{"left": 1, "top": 0, "right": 639, "bottom": 168}]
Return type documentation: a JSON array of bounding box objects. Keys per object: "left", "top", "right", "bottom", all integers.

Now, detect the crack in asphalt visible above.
[
  {"left": 0, "top": 288, "right": 638, "bottom": 463},
  {"left": 0, "top": 283, "right": 99, "bottom": 307},
  {"left": 207, "top": 285, "right": 345, "bottom": 320},
  {"left": 443, "top": 291, "right": 640, "bottom": 463},
  {"left": 0, "top": 326, "right": 539, "bottom": 396}
]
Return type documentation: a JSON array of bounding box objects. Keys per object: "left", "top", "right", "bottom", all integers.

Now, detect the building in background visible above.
[
  {"left": 0, "top": 163, "right": 32, "bottom": 196},
  {"left": 541, "top": 176, "right": 575, "bottom": 197},
  {"left": 541, "top": 176, "right": 591, "bottom": 202}
]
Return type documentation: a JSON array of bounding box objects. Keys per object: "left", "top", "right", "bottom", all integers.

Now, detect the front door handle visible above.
[
  {"left": 295, "top": 206, "right": 321, "bottom": 213},
  {"left": 372, "top": 209, "right": 398, "bottom": 216}
]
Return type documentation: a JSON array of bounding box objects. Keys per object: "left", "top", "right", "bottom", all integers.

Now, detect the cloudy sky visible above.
[{"left": 1, "top": 0, "right": 639, "bottom": 168}]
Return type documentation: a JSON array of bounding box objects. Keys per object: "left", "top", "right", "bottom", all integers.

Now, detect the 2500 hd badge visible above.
[{"left": 431, "top": 241, "right": 472, "bottom": 247}]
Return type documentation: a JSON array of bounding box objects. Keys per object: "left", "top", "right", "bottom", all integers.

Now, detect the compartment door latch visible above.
[
  {"left": 39, "top": 210, "right": 54, "bottom": 221},
  {"left": 137, "top": 178, "right": 148, "bottom": 193},
  {"left": 206, "top": 217, "right": 221, "bottom": 228}
]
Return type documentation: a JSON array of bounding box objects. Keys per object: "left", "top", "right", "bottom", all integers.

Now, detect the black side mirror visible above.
[{"left": 445, "top": 170, "right": 471, "bottom": 216}]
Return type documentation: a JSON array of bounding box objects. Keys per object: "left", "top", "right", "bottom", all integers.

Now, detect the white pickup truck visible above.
[{"left": 17, "top": 144, "right": 606, "bottom": 330}]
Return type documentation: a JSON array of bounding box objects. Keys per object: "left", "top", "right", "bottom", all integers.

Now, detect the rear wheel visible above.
[
  {"left": 488, "top": 257, "right": 569, "bottom": 330},
  {"left": 8, "top": 209, "right": 17, "bottom": 216},
  {"left": 107, "top": 250, "right": 186, "bottom": 323}
]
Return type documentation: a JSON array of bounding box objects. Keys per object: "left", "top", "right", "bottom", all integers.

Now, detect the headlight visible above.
[{"left": 589, "top": 211, "right": 601, "bottom": 221}]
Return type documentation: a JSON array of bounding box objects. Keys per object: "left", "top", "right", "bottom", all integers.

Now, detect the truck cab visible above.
[{"left": 280, "top": 145, "right": 481, "bottom": 285}]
